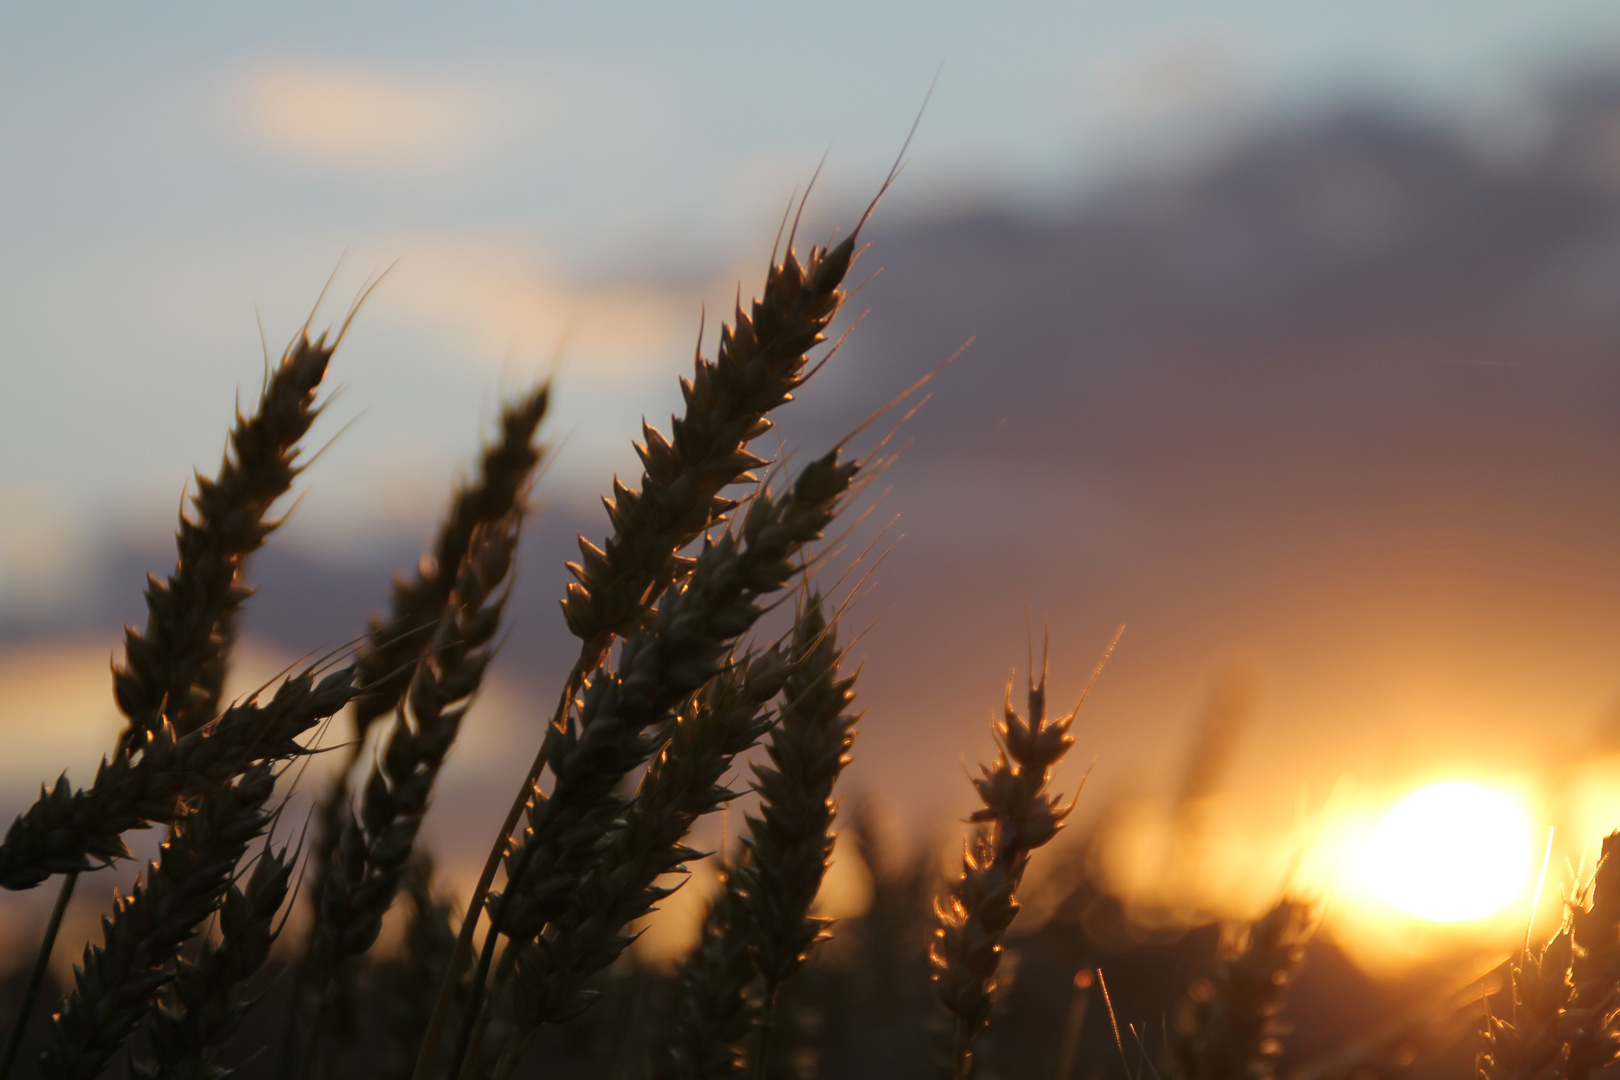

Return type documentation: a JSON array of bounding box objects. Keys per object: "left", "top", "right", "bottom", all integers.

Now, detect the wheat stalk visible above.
[
  {"left": 350, "top": 384, "right": 548, "bottom": 737},
  {"left": 444, "top": 451, "right": 857, "bottom": 1079},
  {"left": 489, "top": 648, "right": 790, "bottom": 1076},
  {"left": 379, "top": 855, "right": 464, "bottom": 1080},
  {"left": 662, "top": 854, "right": 760, "bottom": 1080},
  {"left": 1484, "top": 833, "right": 1620, "bottom": 1080}
]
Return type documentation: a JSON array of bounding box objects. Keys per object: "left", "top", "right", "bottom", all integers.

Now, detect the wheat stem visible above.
[{"left": 0, "top": 867, "right": 75, "bottom": 1080}]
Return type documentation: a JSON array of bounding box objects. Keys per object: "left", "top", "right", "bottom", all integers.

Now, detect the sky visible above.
[{"left": 5, "top": 1, "right": 1620, "bottom": 581}]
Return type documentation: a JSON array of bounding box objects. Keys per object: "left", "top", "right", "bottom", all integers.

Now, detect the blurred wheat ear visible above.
[
  {"left": 1170, "top": 899, "right": 1309, "bottom": 1080},
  {"left": 931, "top": 636, "right": 1104, "bottom": 1080}
]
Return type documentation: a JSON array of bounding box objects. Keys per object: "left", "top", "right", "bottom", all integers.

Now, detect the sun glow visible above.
[{"left": 1348, "top": 782, "right": 1534, "bottom": 923}]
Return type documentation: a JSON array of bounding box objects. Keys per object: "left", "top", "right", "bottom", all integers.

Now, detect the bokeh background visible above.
[{"left": 5, "top": 0, "right": 1620, "bottom": 1022}]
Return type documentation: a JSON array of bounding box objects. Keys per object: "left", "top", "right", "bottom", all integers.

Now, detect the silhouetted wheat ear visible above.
[
  {"left": 37, "top": 764, "right": 280, "bottom": 1080},
  {"left": 129, "top": 844, "right": 293, "bottom": 1080},
  {"left": 115, "top": 331, "right": 335, "bottom": 745},
  {"left": 561, "top": 233, "right": 860, "bottom": 667},
  {"left": 352, "top": 384, "right": 549, "bottom": 736},
  {"left": 491, "top": 648, "right": 790, "bottom": 1072},
  {"left": 1171, "top": 899, "right": 1308, "bottom": 1080},
  {"left": 301, "top": 514, "right": 521, "bottom": 1044},
  {"left": 296, "top": 386, "right": 545, "bottom": 1058},
  {"left": 491, "top": 452, "right": 856, "bottom": 947},
  {"left": 0, "top": 666, "right": 356, "bottom": 892},
  {"left": 662, "top": 855, "right": 759, "bottom": 1080},
  {"left": 736, "top": 594, "right": 859, "bottom": 998},
  {"left": 931, "top": 661, "right": 1081, "bottom": 1080}
]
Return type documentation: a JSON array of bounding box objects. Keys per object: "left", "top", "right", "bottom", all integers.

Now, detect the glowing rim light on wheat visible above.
[{"left": 1351, "top": 781, "right": 1534, "bottom": 923}]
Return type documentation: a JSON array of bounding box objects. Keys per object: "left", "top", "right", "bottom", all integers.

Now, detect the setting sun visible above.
[{"left": 1351, "top": 782, "right": 1535, "bottom": 923}]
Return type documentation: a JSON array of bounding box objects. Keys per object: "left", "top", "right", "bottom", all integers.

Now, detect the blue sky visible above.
[{"left": 3, "top": 1, "right": 1619, "bottom": 609}]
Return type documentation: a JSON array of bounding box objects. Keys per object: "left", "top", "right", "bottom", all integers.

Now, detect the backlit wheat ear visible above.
[
  {"left": 129, "top": 844, "right": 294, "bottom": 1080},
  {"left": 116, "top": 330, "right": 336, "bottom": 746},
  {"left": 0, "top": 666, "right": 356, "bottom": 892},
  {"left": 931, "top": 656, "right": 1084, "bottom": 1080},
  {"left": 38, "top": 764, "right": 281, "bottom": 1080},
  {"left": 733, "top": 593, "right": 860, "bottom": 1074},
  {"left": 1170, "top": 899, "right": 1309, "bottom": 1080},
  {"left": 1486, "top": 832, "right": 1620, "bottom": 1080},
  {"left": 1565, "top": 831, "right": 1620, "bottom": 1080}
]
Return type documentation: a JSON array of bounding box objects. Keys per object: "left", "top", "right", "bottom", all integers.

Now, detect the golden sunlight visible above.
[{"left": 1348, "top": 782, "right": 1534, "bottom": 923}]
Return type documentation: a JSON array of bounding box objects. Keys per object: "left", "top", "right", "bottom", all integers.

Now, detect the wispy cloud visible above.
[
  {"left": 231, "top": 59, "right": 499, "bottom": 172},
  {"left": 370, "top": 234, "right": 690, "bottom": 376}
]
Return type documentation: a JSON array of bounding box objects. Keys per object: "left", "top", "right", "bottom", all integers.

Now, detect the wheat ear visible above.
[
  {"left": 351, "top": 384, "right": 549, "bottom": 736},
  {"left": 116, "top": 330, "right": 335, "bottom": 744},
  {"left": 128, "top": 845, "right": 294, "bottom": 1080},
  {"left": 661, "top": 854, "right": 760, "bottom": 1080},
  {"left": 488, "top": 649, "right": 790, "bottom": 1075},
  {"left": 37, "top": 764, "right": 280, "bottom": 1080},
  {"left": 298, "top": 515, "right": 520, "bottom": 1073},
  {"left": 0, "top": 666, "right": 356, "bottom": 892},
  {"left": 1565, "top": 832, "right": 1620, "bottom": 1080},
  {"left": 733, "top": 593, "right": 859, "bottom": 1076},
  {"left": 417, "top": 230, "right": 863, "bottom": 1080},
  {"left": 445, "top": 451, "right": 857, "bottom": 1080},
  {"left": 1170, "top": 899, "right": 1308, "bottom": 1080},
  {"left": 0, "top": 329, "right": 337, "bottom": 1079},
  {"left": 930, "top": 656, "right": 1083, "bottom": 1080},
  {"left": 1485, "top": 834, "right": 1620, "bottom": 1080},
  {"left": 289, "top": 388, "right": 544, "bottom": 1065}
]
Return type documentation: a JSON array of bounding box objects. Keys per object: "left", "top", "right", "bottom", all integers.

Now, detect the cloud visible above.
[
  {"left": 371, "top": 234, "right": 690, "bottom": 376},
  {"left": 1088, "top": 24, "right": 1249, "bottom": 130},
  {"left": 0, "top": 486, "right": 92, "bottom": 616},
  {"left": 232, "top": 59, "right": 498, "bottom": 172}
]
